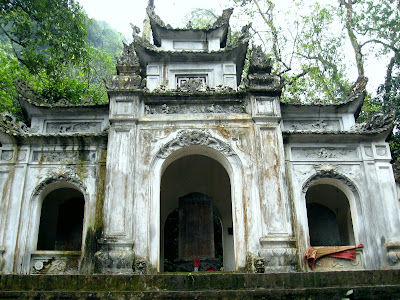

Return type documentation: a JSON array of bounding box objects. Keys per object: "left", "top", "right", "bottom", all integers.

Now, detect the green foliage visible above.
[
  {"left": 0, "top": 42, "right": 27, "bottom": 119},
  {"left": 0, "top": 0, "right": 124, "bottom": 114},
  {"left": 86, "top": 19, "right": 124, "bottom": 56},
  {"left": 357, "top": 93, "right": 382, "bottom": 123},
  {"left": 184, "top": 9, "right": 217, "bottom": 29},
  {"left": 0, "top": 0, "right": 88, "bottom": 78},
  {"left": 348, "top": 0, "right": 400, "bottom": 161},
  {"left": 390, "top": 131, "right": 400, "bottom": 163},
  {"left": 281, "top": 2, "right": 351, "bottom": 101},
  {"left": 232, "top": 0, "right": 352, "bottom": 102}
]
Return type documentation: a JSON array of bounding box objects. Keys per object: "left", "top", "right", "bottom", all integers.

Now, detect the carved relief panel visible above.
[
  {"left": 45, "top": 121, "right": 102, "bottom": 133},
  {"left": 31, "top": 151, "right": 96, "bottom": 163},
  {"left": 291, "top": 147, "right": 359, "bottom": 161},
  {"left": 283, "top": 119, "right": 341, "bottom": 131}
]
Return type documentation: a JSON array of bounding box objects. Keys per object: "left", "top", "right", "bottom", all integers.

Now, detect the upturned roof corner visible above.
[{"left": 146, "top": 6, "right": 233, "bottom": 48}]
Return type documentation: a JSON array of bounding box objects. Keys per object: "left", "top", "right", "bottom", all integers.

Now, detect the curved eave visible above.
[
  {"left": 18, "top": 97, "right": 109, "bottom": 125},
  {"left": 283, "top": 126, "right": 393, "bottom": 143},
  {"left": 281, "top": 89, "right": 365, "bottom": 118},
  {"left": 150, "top": 21, "right": 230, "bottom": 48},
  {"left": 148, "top": 8, "right": 232, "bottom": 48},
  {"left": 134, "top": 40, "right": 249, "bottom": 86},
  {"left": 0, "top": 129, "right": 108, "bottom": 146}
]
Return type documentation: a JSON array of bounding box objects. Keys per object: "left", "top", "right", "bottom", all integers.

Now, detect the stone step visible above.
[{"left": 0, "top": 270, "right": 399, "bottom": 299}]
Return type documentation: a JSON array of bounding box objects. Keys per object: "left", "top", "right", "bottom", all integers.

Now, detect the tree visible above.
[
  {"left": 337, "top": 0, "right": 400, "bottom": 160},
  {"left": 232, "top": 0, "right": 352, "bottom": 102},
  {"left": 0, "top": 0, "right": 124, "bottom": 107},
  {"left": 233, "top": 0, "right": 400, "bottom": 160},
  {"left": 0, "top": 0, "right": 88, "bottom": 78},
  {"left": 184, "top": 8, "right": 218, "bottom": 29},
  {"left": 0, "top": 41, "right": 28, "bottom": 118}
]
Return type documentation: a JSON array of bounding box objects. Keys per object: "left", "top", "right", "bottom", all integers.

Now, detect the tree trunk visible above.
[{"left": 340, "top": 0, "right": 365, "bottom": 78}]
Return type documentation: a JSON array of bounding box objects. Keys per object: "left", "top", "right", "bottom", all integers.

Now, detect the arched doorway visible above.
[
  {"left": 306, "top": 183, "right": 355, "bottom": 246},
  {"left": 37, "top": 188, "right": 85, "bottom": 251},
  {"left": 160, "top": 154, "right": 234, "bottom": 272}
]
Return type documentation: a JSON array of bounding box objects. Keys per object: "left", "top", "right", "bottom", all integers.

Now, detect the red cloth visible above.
[
  {"left": 193, "top": 256, "right": 200, "bottom": 268},
  {"left": 304, "top": 244, "right": 363, "bottom": 270},
  {"left": 329, "top": 249, "right": 358, "bottom": 260}
]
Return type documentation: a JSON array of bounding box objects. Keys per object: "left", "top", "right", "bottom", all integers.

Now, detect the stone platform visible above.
[{"left": 1, "top": 270, "right": 400, "bottom": 299}]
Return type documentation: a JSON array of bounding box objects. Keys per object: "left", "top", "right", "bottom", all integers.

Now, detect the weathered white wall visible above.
[{"left": 287, "top": 141, "right": 400, "bottom": 270}]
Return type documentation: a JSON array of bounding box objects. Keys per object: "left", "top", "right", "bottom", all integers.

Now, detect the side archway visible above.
[
  {"left": 297, "top": 170, "right": 367, "bottom": 270},
  {"left": 37, "top": 187, "right": 85, "bottom": 251},
  {"left": 21, "top": 173, "right": 90, "bottom": 274},
  {"left": 31, "top": 179, "right": 87, "bottom": 253},
  {"left": 306, "top": 184, "right": 355, "bottom": 246}
]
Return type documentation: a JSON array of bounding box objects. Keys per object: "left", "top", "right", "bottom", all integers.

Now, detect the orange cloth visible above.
[{"left": 304, "top": 244, "right": 363, "bottom": 270}]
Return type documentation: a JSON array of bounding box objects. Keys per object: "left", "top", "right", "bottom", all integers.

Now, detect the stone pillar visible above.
[
  {"left": 94, "top": 110, "right": 138, "bottom": 273},
  {"left": 246, "top": 46, "right": 298, "bottom": 272},
  {"left": 94, "top": 239, "right": 135, "bottom": 274},
  {"left": 95, "top": 44, "right": 144, "bottom": 273},
  {"left": 258, "top": 237, "right": 298, "bottom": 272}
]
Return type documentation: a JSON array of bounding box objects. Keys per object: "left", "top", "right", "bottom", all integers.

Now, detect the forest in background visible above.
[
  {"left": 0, "top": 0, "right": 399, "bottom": 162},
  {"left": 0, "top": 0, "right": 124, "bottom": 118}
]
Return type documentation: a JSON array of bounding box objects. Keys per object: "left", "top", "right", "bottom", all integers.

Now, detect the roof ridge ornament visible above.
[
  {"left": 116, "top": 42, "right": 141, "bottom": 75},
  {"left": 146, "top": 7, "right": 234, "bottom": 32},
  {"left": 245, "top": 46, "right": 282, "bottom": 92},
  {"left": 0, "top": 112, "right": 32, "bottom": 136},
  {"left": 14, "top": 78, "right": 46, "bottom": 106},
  {"left": 248, "top": 46, "right": 272, "bottom": 74}
]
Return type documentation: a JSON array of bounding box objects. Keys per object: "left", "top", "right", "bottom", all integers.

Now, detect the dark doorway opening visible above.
[{"left": 37, "top": 188, "right": 84, "bottom": 251}]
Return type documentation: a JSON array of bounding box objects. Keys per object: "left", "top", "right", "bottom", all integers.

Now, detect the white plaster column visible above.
[
  {"left": 250, "top": 94, "right": 297, "bottom": 272},
  {"left": 361, "top": 143, "right": 400, "bottom": 268},
  {"left": 95, "top": 94, "right": 140, "bottom": 274},
  {"left": 0, "top": 146, "right": 30, "bottom": 274}
]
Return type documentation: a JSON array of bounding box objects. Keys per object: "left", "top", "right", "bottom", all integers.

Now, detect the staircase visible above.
[{"left": 1, "top": 270, "right": 400, "bottom": 299}]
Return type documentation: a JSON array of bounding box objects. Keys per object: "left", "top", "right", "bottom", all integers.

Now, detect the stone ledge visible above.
[
  {"left": 0, "top": 286, "right": 399, "bottom": 300},
  {"left": 1, "top": 270, "right": 400, "bottom": 293}
]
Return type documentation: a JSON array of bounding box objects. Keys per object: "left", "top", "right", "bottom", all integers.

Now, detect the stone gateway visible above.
[{"left": 0, "top": 6, "right": 399, "bottom": 276}]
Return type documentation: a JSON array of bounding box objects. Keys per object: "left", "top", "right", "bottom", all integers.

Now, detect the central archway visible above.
[{"left": 160, "top": 154, "right": 234, "bottom": 272}]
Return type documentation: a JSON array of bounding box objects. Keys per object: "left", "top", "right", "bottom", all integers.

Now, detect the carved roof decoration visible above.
[
  {"left": 104, "top": 75, "right": 145, "bottom": 91},
  {"left": 363, "top": 113, "right": 395, "bottom": 131},
  {"left": 248, "top": 46, "right": 272, "bottom": 74},
  {"left": 14, "top": 79, "right": 47, "bottom": 106},
  {"left": 284, "top": 112, "right": 394, "bottom": 136},
  {"left": 116, "top": 42, "right": 141, "bottom": 76},
  {"left": 147, "top": 80, "right": 237, "bottom": 94},
  {"left": 147, "top": 7, "right": 233, "bottom": 48},
  {"left": 0, "top": 119, "right": 108, "bottom": 145},
  {"left": 244, "top": 46, "right": 280, "bottom": 92},
  {"left": 281, "top": 77, "right": 368, "bottom": 118},
  {"left": 0, "top": 113, "right": 31, "bottom": 136},
  {"left": 0, "top": 111, "right": 108, "bottom": 139}
]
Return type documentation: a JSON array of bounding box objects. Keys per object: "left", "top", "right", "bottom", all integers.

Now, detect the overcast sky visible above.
[{"left": 78, "top": 0, "right": 227, "bottom": 40}]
